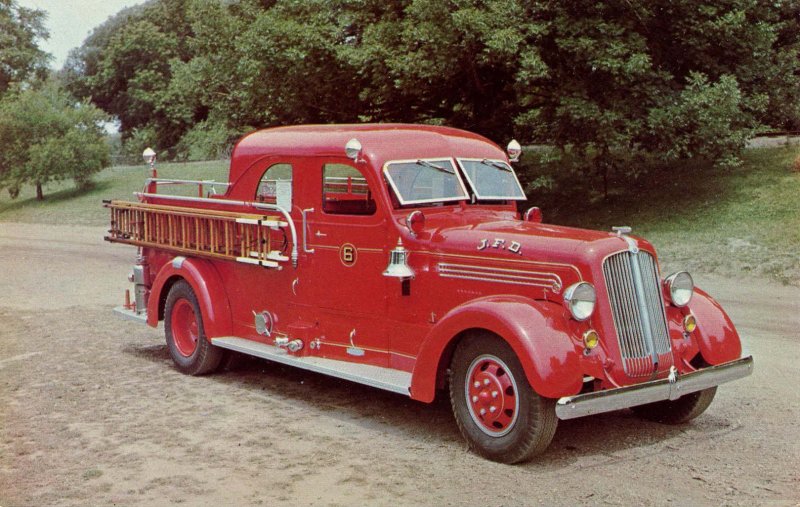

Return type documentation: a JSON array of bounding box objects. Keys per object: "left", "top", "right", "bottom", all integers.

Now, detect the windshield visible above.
[
  {"left": 384, "top": 159, "right": 469, "bottom": 205},
  {"left": 456, "top": 159, "right": 526, "bottom": 200}
]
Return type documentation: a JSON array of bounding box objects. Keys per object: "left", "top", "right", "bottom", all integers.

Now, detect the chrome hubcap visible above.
[{"left": 464, "top": 354, "right": 519, "bottom": 437}]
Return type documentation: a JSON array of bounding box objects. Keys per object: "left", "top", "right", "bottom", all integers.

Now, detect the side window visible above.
[
  {"left": 322, "top": 163, "right": 376, "bottom": 215},
  {"left": 256, "top": 163, "right": 292, "bottom": 209}
]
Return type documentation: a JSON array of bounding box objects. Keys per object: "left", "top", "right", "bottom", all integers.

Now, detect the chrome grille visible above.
[
  {"left": 603, "top": 251, "right": 673, "bottom": 377},
  {"left": 437, "top": 263, "right": 562, "bottom": 291}
]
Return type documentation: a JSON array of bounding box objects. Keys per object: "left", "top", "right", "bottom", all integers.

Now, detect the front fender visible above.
[
  {"left": 410, "top": 296, "right": 583, "bottom": 403},
  {"left": 147, "top": 256, "right": 233, "bottom": 338},
  {"left": 688, "top": 288, "right": 742, "bottom": 365}
]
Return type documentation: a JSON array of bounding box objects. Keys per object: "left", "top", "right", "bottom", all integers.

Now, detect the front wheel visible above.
[
  {"left": 632, "top": 387, "right": 717, "bottom": 424},
  {"left": 164, "top": 280, "right": 223, "bottom": 375},
  {"left": 449, "top": 333, "right": 557, "bottom": 464}
]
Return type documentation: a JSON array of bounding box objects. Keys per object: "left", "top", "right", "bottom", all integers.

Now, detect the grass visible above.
[
  {"left": 0, "top": 160, "right": 227, "bottom": 227},
  {"left": 1, "top": 148, "right": 798, "bottom": 285}
]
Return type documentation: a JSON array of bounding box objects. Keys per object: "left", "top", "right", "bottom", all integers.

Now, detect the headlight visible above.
[
  {"left": 563, "top": 282, "right": 596, "bottom": 321},
  {"left": 665, "top": 271, "right": 694, "bottom": 307}
]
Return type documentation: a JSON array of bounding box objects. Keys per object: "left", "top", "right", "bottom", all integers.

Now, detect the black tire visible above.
[
  {"left": 449, "top": 333, "right": 557, "bottom": 464},
  {"left": 164, "top": 280, "right": 223, "bottom": 375},
  {"left": 632, "top": 387, "right": 717, "bottom": 424}
]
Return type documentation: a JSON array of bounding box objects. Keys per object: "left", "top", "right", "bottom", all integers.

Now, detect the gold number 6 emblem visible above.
[{"left": 339, "top": 243, "right": 357, "bottom": 267}]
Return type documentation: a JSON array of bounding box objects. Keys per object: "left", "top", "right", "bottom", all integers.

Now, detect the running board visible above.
[{"left": 211, "top": 337, "right": 412, "bottom": 396}]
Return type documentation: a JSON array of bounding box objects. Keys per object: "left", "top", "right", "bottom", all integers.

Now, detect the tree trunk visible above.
[
  {"left": 35, "top": 182, "right": 43, "bottom": 200},
  {"left": 598, "top": 147, "right": 611, "bottom": 200}
]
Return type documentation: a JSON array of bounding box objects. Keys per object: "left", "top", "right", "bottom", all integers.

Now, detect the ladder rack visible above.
[{"left": 104, "top": 200, "right": 291, "bottom": 268}]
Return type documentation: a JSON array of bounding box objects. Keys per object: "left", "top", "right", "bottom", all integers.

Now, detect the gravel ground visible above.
[{"left": 0, "top": 222, "right": 798, "bottom": 506}]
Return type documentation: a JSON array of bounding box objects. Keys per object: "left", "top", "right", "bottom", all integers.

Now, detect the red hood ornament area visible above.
[{"left": 104, "top": 124, "right": 753, "bottom": 463}]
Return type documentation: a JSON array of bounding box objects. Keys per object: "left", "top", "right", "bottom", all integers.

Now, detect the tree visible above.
[
  {"left": 351, "top": 0, "right": 523, "bottom": 137},
  {"left": 0, "top": 0, "right": 49, "bottom": 97},
  {"left": 65, "top": 0, "right": 800, "bottom": 187},
  {"left": 0, "top": 80, "right": 110, "bottom": 199},
  {"left": 63, "top": 1, "right": 194, "bottom": 152}
]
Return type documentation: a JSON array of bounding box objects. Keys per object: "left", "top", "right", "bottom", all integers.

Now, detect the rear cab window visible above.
[
  {"left": 256, "top": 163, "right": 293, "bottom": 208},
  {"left": 322, "top": 163, "right": 376, "bottom": 215}
]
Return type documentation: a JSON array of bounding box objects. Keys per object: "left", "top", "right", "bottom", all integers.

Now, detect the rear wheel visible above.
[
  {"left": 449, "top": 333, "right": 557, "bottom": 464},
  {"left": 632, "top": 387, "right": 717, "bottom": 424},
  {"left": 165, "top": 280, "right": 223, "bottom": 375}
]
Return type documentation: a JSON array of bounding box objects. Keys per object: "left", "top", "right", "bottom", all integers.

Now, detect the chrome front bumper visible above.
[{"left": 555, "top": 356, "right": 754, "bottom": 420}]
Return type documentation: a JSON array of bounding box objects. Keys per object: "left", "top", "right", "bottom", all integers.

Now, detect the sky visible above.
[{"left": 17, "top": 0, "right": 146, "bottom": 69}]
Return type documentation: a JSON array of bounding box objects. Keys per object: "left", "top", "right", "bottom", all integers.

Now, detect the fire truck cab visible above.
[{"left": 106, "top": 124, "right": 753, "bottom": 463}]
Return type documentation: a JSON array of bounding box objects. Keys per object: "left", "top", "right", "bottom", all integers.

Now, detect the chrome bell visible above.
[{"left": 383, "top": 238, "right": 415, "bottom": 279}]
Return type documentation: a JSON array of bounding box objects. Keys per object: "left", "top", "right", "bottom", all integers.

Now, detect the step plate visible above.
[
  {"left": 113, "top": 306, "right": 148, "bottom": 324},
  {"left": 211, "top": 337, "right": 411, "bottom": 396}
]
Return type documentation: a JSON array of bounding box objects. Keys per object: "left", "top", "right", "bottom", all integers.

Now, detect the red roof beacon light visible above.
[
  {"left": 345, "top": 138, "right": 363, "bottom": 162},
  {"left": 507, "top": 139, "right": 522, "bottom": 162}
]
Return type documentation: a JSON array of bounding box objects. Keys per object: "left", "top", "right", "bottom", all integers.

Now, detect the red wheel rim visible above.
[
  {"left": 171, "top": 299, "right": 199, "bottom": 357},
  {"left": 464, "top": 354, "right": 519, "bottom": 437}
]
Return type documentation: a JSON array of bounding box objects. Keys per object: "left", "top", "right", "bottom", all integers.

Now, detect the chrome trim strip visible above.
[
  {"left": 556, "top": 356, "right": 754, "bottom": 420},
  {"left": 628, "top": 249, "right": 660, "bottom": 367},
  {"left": 410, "top": 250, "right": 583, "bottom": 280},
  {"left": 145, "top": 178, "right": 231, "bottom": 187},
  {"left": 301, "top": 207, "right": 315, "bottom": 254},
  {"left": 640, "top": 254, "right": 672, "bottom": 359},
  {"left": 211, "top": 337, "right": 411, "bottom": 395},
  {"left": 437, "top": 263, "right": 562, "bottom": 291}
]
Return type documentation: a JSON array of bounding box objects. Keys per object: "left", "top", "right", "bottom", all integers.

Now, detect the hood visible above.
[{"left": 416, "top": 209, "right": 657, "bottom": 283}]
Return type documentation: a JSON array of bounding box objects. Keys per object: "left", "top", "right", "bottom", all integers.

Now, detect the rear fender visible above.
[
  {"left": 688, "top": 288, "right": 742, "bottom": 364},
  {"left": 410, "top": 296, "right": 582, "bottom": 402},
  {"left": 147, "top": 256, "right": 233, "bottom": 338}
]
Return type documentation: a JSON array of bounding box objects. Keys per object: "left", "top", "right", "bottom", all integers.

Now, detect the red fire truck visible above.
[{"left": 106, "top": 124, "right": 753, "bottom": 463}]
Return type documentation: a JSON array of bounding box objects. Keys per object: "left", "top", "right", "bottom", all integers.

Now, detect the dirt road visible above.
[{"left": 0, "top": 222, "right": 798, "bottom": 506}]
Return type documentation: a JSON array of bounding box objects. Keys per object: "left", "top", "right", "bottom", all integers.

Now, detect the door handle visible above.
[
  {"left": 315, "top": 230, "right": 327, "bottom": 238},
  {"left": 301, "top": 208, "right": 315, "bottom": 253}
]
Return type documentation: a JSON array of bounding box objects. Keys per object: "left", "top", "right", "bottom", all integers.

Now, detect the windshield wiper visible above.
[
  {"left": 416, "top": 159, "right": 454, "bottom": 174},
  {"left": 481, "top": 159, "right": 512, "bottom": 172}
]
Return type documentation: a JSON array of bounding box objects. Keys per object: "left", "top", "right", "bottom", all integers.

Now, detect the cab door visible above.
[{"left": 295, "top": 158, "right": 390, "bottom": 367}]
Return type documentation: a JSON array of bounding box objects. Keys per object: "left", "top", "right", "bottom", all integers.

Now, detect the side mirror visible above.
[{"left": 524, "top": 206, "right": 542, "bottom": 223}]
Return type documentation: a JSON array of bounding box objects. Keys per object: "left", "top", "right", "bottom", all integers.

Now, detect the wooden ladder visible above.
[{"left": 104, "top": 200, "right": 290, "bottom": 268}]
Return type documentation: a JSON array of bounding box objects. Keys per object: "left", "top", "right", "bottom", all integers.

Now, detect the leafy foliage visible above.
[
  {"left": 63, "top": 0, "right": 800, "bottom": 187},
  {"left": 646, "top": 73, "right": 752, "bottom": 168},
  {"left": 175, "top": 119, "right": 239, "bottom": 161},
  {"left": 0, "top": 0, "right": 49, "bottom": 96},
  {"left": 0, "top": 80, "right": 110, "bottom": 199}
]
